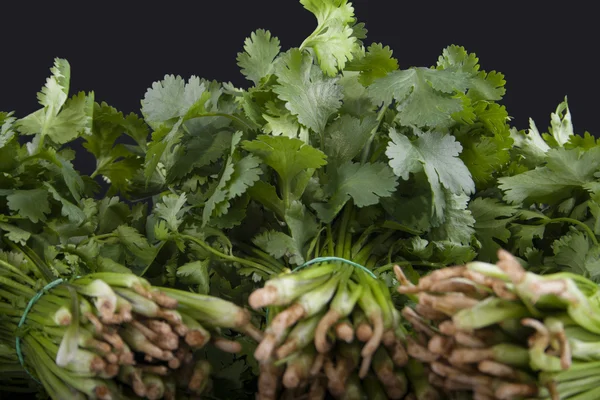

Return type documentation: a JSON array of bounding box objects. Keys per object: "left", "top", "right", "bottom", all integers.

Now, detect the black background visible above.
[{"left": 1, "top": 1, "right": 599, "bottom": 153}]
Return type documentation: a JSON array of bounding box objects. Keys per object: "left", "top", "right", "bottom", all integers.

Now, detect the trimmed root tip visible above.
[
  {"left": 185, "top": 330, "right": 209, "bottom": 348},
  {"left": 356, "top": 323, "right": 373, "bottom": 342},
  {"left": 314, "top": 310, "right": 339, "bottom": 353},
  {"left": 249, "top": 286, "right": 279, "bottom": 309},
  {"left": 335, "top": 321, "right": 354, "bottom": 343},
  {"left": 168, "top": 357, "right": 181, "bottom": 370},
  {"left": 94, "top": 385, "right": 113, "bottom": 400},
  {"left": 275, "top": 340, "right": 298, "bottom": 360},
  {"left": 495, "top": 382, "right": 538, "bottom": 399},
  {"left": 394, "top": 265, "right": 414, "bottom": 287},
  {"left": 132, "top": 379, "right": 147, "bottom": 397},
  {"left": 91, "top": 356, "right": 107, "bottom": 373},
  {"left": 212, "top": 337, "right": 243, "bottom": 353},
  {"left": 104, "top": 363, "right": 120, "bottom": 378},
  {"left": 151, "top": 290, "right": 178, "bottom": 309},
  {"left": 241, "top": 322, "right": 265, "bottom": 342},
  {"left": 119, "top": 351, "right": 135, "bottom": 365},
  {"left": 255, "top": 334, "right": 278, "bottom": 361},
  {"left": 282, "top": 366, "right": 302, "bottom": 389}
]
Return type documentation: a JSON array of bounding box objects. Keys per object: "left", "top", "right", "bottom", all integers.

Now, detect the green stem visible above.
[
  {"left": 336, "top": 204, "right": 352, "bottom": 258},
  {"left": 540, "top": 217, "right": 599, "bottom": 246},
  {"left": 194, "top": 112, "right": 254, "bottom": 131},
  {"left": 11, "top": 243, "right": 54, "bottom": 283},
  {"left": 78, "top": 233, "right": 117, "bottom": 247},
  {"left": 181, "top": 234, "right": 275, "bottom": 276},
  {"left": 234, "top": 242, "right": 286, "bottom": 271},
  {"left": 373, "top": 261, "right": 446, "bottom": 275},
  {"left": 281, "top": 178, "right": 291, "bottom": 212},
  {"left": 299, "top": 25, "right": 325, "bottom": 51},
  {"left": 360, "top": 105, "right": 388, "bottom": 165},
  {"left": 325, "top": 224, "right": 335, "bottom": 257},
  {"left": 0, "top": 277, "right": 36, "bottom": 298},
  {"left": 0, "top": 260, "right": 37, "bottom": 287}
]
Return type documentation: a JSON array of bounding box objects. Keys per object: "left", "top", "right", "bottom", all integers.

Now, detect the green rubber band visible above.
[
  {"left": 266, "top": 256, "right": 376, "bottom": 321},
  {"left": 16, "top": 278, "right": 65, "bottom": 384}
]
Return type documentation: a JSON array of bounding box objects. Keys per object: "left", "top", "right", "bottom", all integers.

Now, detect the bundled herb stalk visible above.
[
  {"left": 0, "top": 255, "right": 262, "bottom": 399},
  {"left": 395, "top": 248, "right": 600, "bottom": 400},
  {"left": 240, "top": 202, "right": 431, "bottom": 400}
]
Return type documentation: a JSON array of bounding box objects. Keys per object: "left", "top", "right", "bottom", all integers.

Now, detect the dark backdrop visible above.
[{"left": 1, "top": 1, "right": 598, "bottom": 167}]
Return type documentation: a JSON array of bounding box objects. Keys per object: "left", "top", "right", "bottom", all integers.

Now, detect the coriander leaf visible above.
[
  {"left": 0, "top": 112, "right": 16, "bottom": 148},
  {"left": 386, "top": 128, "right": 474, "bottom": 222},
  {"left": 177, "top": 259, "right": 210, "bottom": 294},
  {"left": 461, "top": 134, "right": 512, "bottom": 187},
  {"left": 273, "top": 49, "right": 343, "bottom": 133},
  {"left": 247, "top": 181, "right": 285, "bottom": 219},
  {"left": 285, "top": 201, "right": 319, "bottom": 261},
  {"left": 549, "top": 97, "right": 573, "bottom": 146},
  {"left": 429, "top": 193, "right": 475, "bottom": 246},
  {"left": 499, "top": 147, "right": 600, "bottom": 205},
  {"left": 324, "top": 113, "right": 377, "bottom": 168},
  {"left": 97, "top": 197, "right": 131, "bottom": 234},
  {"left": 56, "top": 154, "right": 86, "bottom": 203},
  {"left": 437, "top": 45, "right": 506, "bottom": 101},
  {"left": 37, "top": 58, "right": 70, "bottom": 111},
  {"left": 589, "top": 201, "right": 600, "bottom": 235},
  {"left": 19, "top": 91, "right": 94, "bottom": 145},
  {"left": 381, "top": 188, "right": 430, "bottom": 234},
  {"left": 6, "top": 189, "right": 50, "bottom": 223},
  {"left": 154, "top": 220, "right": 170, "bottom": 241},
  {"left": 210, "top": 196, "right": 249, "bottom": 229},
  {"left": 312, "top": 161, "right": 397, "bottom": 222},
  {"left": 243, "top": 135, "right": 327, "bottom": 185},
  {"left": 44, "top": 183, "right": 86, "bottom": 225},
  {"left": 228, "top": 155, "right": 262, "bottom": 198},
  {"left": 468, "top": 197, "right": 518, "bottom": 260},
  {"left": 509, "top": 120, "right": 550, "bottom": 167},
  {"left": 263, "top": 111, "right": 306, "bottom": 140},
  {"left": 457, "top": 103, "right": 513, "bottom": 187},
  {"left": 512, "top": 224, "right": 546, "bottom": 255},
  {"left": 566, "top": 132, "right": 599, "bottom": 150},
  {"left": 262, "top": 102, "right": 307, "bottom": 140},
  {"left": 141, "top": 75, "right": 212, "bottom": 179},
  {"left": 338, "top": 71, "right": 376, "bottom": 117},
  {"left": 97, "top": 257, "right": 132, "bottom": 274},
  {"left": 115, "top": 225, "right": 157, "bottom": 272},
  {"left": 299, "top": 0, "right": 357, "bottom": 75},
  {"left": 0, "top": 222, "right": 31, "bottom": 245},
  {"left": 203, "top": 134, "right": 262, "bottom": 226},
  {"left": 168, "top": 130, "right": 233, "bottom": 180},
  {"left": 203, "top": 158, "right": 235, "bottom": 225},
  {"left": 346, "top": 43, "right": 399, "bottom": 86},
  {"left": 368, "top": 67, "right": 470, "bottom": 128},
  {"left": 432, "top": 241, "right": 477, "bottom": 265},
  {"left": 253, "top": 230, "right": 304, "bottom": 265},
  {"left": 237, "top": 29, "right": 281, "bottom": 85},
  {"left": 142, "top": 75, "right": 208, "bottom": 124},
  {"left": 84, "top": 102, "right": 145, "bottom": 193},
  {"left": 155, "top": 193, "right": 190, "bottom": 232},
  {"left": 552, "top": 229, "right": 600, "bottom": 280}
]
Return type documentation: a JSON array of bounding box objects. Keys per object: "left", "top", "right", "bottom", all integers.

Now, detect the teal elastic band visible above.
[
  {"left": 265, "top": 256, "right": 376, "bottom": 320},
  {"left": 291, "top": 256, "right": 376, "bottom": 278},
  {"left": 16, "top": 278, "right": 65, "bottom": 384}
]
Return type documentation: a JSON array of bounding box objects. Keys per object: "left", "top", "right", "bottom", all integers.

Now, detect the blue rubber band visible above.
[
  {"left": 265, "top": 256, "right": 376, "bottom": 320},
  {"left": 16, "top": 278, "right": 65, "bottom": 384}
]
